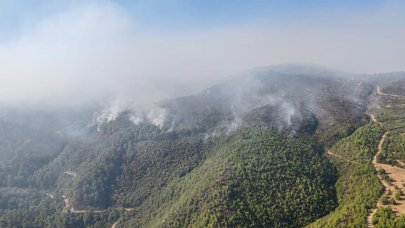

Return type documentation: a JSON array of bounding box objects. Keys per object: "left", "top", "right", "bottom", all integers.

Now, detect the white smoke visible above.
[
  {"left": 0, "top": 0, "right": 403, "bottom": 117},
  {"left": 280, "top": 102, "right": 300, "bottom": 127},
  {"left": 129, "top": 115, "right": 143, "bottom": 125},
  {"left": 146, "top": 107, "right": 167, "bottom": 128}
]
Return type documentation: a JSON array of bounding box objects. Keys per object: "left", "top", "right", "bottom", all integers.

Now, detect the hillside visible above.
[
  {"left": 0, "top": 66, "right": 405, "bottom": 227},
  {"left": 116, "top": 127, "right": 337, "bottom": 227}
]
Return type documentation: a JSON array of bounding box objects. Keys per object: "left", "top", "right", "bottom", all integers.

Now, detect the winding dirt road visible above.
[
  {"left": 376, "top": 86, "right": 403, "bottom": 97},
  {"left": 366, "top": 85, "right": 405, "bottom": 227},
  {"left": 367, "top": 132, "right": 388, "bottom": 227},
  {"left": 367, "top": 131, "right": 405, "bottom": 227}
]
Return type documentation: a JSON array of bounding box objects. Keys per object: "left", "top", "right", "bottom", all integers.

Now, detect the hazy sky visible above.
[{"left": 0, "top": 0, "right": 404, "bottom": 107}]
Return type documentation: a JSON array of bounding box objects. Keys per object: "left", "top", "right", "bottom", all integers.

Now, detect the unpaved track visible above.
[
  {"left": 110, "top": 208, "right": 134, "bottom": 228},
  {"left": 376, "top": 86, "right": 405, "bottom": 98},
  {"left": 61, "top": 171, "right": 105, "bottom": 213},
  {"left": 326, "top": 150, "right": 358, "bottom": 164},
  {"left": 367, "top": 132, "right": 388, "bottom": 228},
  {"left": 367, "top": 113, "right": 378, "bottom": 123},
  {"left": 61, "top": 170, "right": 107, "bottom": 213},
  {"left": 62, "top": 195, "right": 106, "bottom": 213},
  {"left": 366, "top": 86, "right": 405, "bottom": 227},
  {"left": 367, "top": 132, "right": 405, "bottom": 227}
]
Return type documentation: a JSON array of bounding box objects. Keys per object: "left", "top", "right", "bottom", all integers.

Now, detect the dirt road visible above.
[
  {"left": 367, "top": 113, "right": 378, "bottom": 123},
  {"left": 376, "top": 86, "right": 404, "bottom": 97},
  {"left": 367, "top": 132, "right": 405, "bottom": 227},
  {"left": 326, "top": 150, "right": 358, "bottom": 164},
  {"left": 62, "top": 195, "right": 106, "bottom": 213}
]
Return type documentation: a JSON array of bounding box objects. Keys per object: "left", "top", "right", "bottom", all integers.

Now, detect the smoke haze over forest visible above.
[{"left": 0, "top": 0, "right": 404, "bottom": 109}]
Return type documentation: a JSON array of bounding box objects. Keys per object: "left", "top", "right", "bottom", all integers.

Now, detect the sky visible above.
[
  {"left": 0, "top": 0, "right": 388, "bottom": 35},
  {"left": 0, "top": 0, "right": 404, "bottom": 107}
]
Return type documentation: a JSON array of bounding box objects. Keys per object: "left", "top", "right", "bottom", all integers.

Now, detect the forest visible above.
[{"left": 1, "top": 71, "right": 405, "bottom": 227}]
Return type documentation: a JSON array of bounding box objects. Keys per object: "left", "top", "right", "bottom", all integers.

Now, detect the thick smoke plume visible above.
[{"left": 0, "top": 0, "right": 403, "bottom": 114}]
